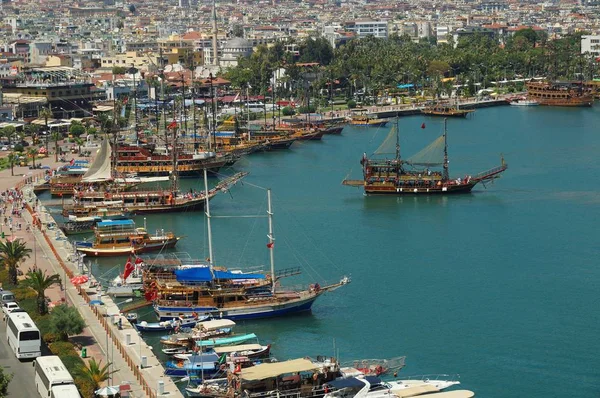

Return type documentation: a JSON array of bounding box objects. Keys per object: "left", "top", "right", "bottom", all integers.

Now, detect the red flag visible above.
[
  {"left": 123, "top": 257, "right": 135, "bottom": 281},
  {"left": 266, "top": 242, "right": 274, "bottom": 249},
  {"left": 122, "top": 96, "right": 129, "bottom": 105},
  {"left": 144, "top": 290, "right": 157, "bottom": 301},
  {"left": 168, "top": 120, "right": 178, "bottom": 129},
  {"left": 70, "top": 158, "right": 75, "bottom": 166},
  {"left": 135, "top": 257, "right": 144, "bottom": 265},
  {"left": 421, "top": 123, "right": 426, "bottom": 129}
]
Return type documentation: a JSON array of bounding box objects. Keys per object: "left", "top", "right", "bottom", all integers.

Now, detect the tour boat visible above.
[
  {"left": 135, "top": 315, "right": 209, "bottom": 332},
  {"left": 509, "top": 99, "right": 539, "bottom": 106},
  {"left": 145, "top": 170, "right": 350, "bottom": 321},
  {"left": 526, "top": 81, "right": 594, "bottom": 106},
  {"left": 75, "top": 219, "right": 180, "bottom": 257},
  {"left": 343, "top": 118, "right": 507, "bottom": 195}
]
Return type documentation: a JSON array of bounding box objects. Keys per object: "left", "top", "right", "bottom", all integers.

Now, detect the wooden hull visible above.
[
  {"left": 364, "top": 182, "right": 476, "bottom": 195},
  {"left": 422, "top": 110, "right": 472, "bottom": 118},
  {"left": 264, "top": 138, "right": 296, "bottom": 150},
  {"left": 323, "top": 126, "right": 343, "bottom": 135},
  {"left": 76, "top": 237, "right": 179, "bottom": 257}
]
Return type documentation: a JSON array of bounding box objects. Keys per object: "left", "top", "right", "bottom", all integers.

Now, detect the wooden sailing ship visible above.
[
  {"left": 421, "top": 102, "right": 474, "bottom": 118},
  {"left": 348, "top": 109, "right": 388, "bottom": 127},
  {"left": 62, "top": 136, "right": 247, "bottom": 216},
  {"left": 343, "top": 118, "right": 507, "bottom": 195},
  {"left": 115, "top": 145, "right": 233, "bottom": 177},
  {"left": 75, "top": 219, "right": 180, "bottom": 257},
  {"left": 525, "top": 81, "right": 594, "bottom": 107},
  {"left": 142, "top": 171, "right": 350, "bottom": 321}
]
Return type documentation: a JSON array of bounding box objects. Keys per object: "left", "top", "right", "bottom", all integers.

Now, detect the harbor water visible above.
[{"left": 55, "top": 105, "right": 600, "bottom": 397}]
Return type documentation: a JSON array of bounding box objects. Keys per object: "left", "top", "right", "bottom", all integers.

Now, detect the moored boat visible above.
[
  {"left": 135, "top": 315, "right": 209, "bottom": 332},
  {"left": 146, "top": 171, "right": 350, "bottom": 321},
  {"left": 526, "top": 81, "right": 594, "bottom": 106},
  {"left": 342, "top": 118, "right": 507, "bottom": 195},
  {"left": 75, "top": 219, "right": 180, "bottom": 257},
  {"left": 421, "top": 103, "right": 474, "bottom": 117},
  {"left": 509, "top": 99, "right": 539, "bottom": 106}
]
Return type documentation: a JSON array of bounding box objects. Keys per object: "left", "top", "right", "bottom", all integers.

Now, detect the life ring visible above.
[
  {"left": 187, "top": 302, "right": 192, "bottom": 307},
  {"left": 234, "top": 364, "right": 242, "bottom": 373},
  {"left": 220, "top": 364, "right": 227, "bottom": 371},
  {"left": 150, "top": 281, "right": 157, "bottom": 289}
]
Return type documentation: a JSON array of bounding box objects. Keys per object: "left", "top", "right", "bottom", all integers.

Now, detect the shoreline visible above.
[{"left": 3, "top": 158, "right": 183, "bottom": 398}]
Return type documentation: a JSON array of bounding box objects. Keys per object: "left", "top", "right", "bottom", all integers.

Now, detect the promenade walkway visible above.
[{"left": 1, "top": 156, "right": 183, "bottom": 398}]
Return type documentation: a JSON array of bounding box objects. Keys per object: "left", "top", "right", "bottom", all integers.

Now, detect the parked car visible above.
[
  {"left": 0, "top": 146, "right": 8, "bottom": 151},
  {"left": 0, "top": 290, "right": 15, "bottom": 304},
  {"left": 2, "top": 302, "right": 20, "bottom": 319}
]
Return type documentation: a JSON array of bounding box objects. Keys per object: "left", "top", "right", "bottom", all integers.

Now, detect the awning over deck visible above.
[{"left": 240, "top": 358, "right": 318, "bottom": 381}]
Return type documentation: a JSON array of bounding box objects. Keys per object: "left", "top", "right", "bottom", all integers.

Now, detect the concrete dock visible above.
[{"left": 18, "top": 177, "right": 184, "bottom": 398}]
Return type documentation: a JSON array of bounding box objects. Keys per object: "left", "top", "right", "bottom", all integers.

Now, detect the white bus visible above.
[
  {"left": 6, "top": 311, "right": 41, "bottom": 359},
  {"left": 34, "top": 356, "right": 81, "bottom": 398}
]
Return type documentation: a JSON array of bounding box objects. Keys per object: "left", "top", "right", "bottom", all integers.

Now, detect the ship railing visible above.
[
  {"left": 392, "top": 373, "right": 460, "bottom": 382},
  {"left": 247, "top": 385, "right": 328, "bottom": 398},
  {"left": 274, "top": 267, "right": 301, "bottom": 279},
  {"left": 472, "top": 163, "right": 507, "bottom": 181}
]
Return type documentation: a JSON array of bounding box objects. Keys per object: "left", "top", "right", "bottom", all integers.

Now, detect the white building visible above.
[
  {"left": 345, "top": 20, "right": 388, "bottom": 39},
  {"left": 581, "top": 35, "right": 600, "bottom": 56}
]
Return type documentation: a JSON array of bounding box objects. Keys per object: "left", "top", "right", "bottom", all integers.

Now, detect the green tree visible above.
[
  {"left": 39, "top": 107, "right": 53, "bottom": 152},
  {"left": 0, "top": 239, "right": 32, "bottom": 286},
  {"left": 0, "top": 366, "right": 13, "bottom": 397},
  {"left": 75, "top": 358, "right": 116, "bottom": 392},
  {"left": 112, "top": 66, "right": 127, "bottom": 75},
  {"left": 7, "top": 152, "right": 17, "bottom": 176},
  {"left": 2, "top": 125, "right": 16, "bottom": 145},
  {"left": 27, "top": 147, "right": 38, "bottom": 168},
  {"left": 47, "top": 304, "right": 86, "bottom": 341},
  {"left": 51, "top": 132, "right": 61, "bottom": 161},
  {"left": 22, "top": 269, "right": 61, "bottom": 315},
  {"left": 69, "top": 121, "right": 86, "bottom": 138}
]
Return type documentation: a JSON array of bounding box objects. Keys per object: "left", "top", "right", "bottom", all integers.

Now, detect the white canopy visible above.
[
  {"left": 82, "top": 139, "right": 112, "bottom": 182},
  {"left": 240, "top": 358, "right": 318, "bottom": 381},
  {"left": 213, "top": 343, "right": 263, "bottom": 355},
  {"left": 196, "top": 319, "right": 236, "bottom": 331}
]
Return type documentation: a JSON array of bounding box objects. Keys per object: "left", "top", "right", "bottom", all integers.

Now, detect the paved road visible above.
[{"left": 0, "top": 319, "right": 40, "bottom": 397}]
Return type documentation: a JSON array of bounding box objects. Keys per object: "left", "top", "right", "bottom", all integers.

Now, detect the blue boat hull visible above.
[
  {"left": 164, "top": 365, "right": 219, "bottom": 377},
  {"left": 155, "top": 295, "right": 318, "bottom": 321}
]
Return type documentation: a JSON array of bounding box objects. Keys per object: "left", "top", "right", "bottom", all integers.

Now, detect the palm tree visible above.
[
  {"left": 27, "top": 147, "right": 38, "bottom": 168},
  {"left": 22, "top": 269, "right": 61, "bottom": 315},
  {"left": 3, "top": 125, "right": 16, "bottom": 145},
  {"left": 51, "top": 132, "right": 61, "bottom": 161},
  {"left": 76, "top": 358, "right": 116, "bottom": 392},
  {"left": 39, "top": 107, "right": 53, "bottom": 156},
  {"left": 0, "top": 239, "right": 32, "bottom": 286},
  {"left": 7, "top": 152, "right": 17, "bottom": 176}
]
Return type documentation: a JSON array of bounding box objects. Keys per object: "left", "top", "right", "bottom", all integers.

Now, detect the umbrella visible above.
[
  {"left": 89, "top": 300, "right": 105, "bottom": 306},
  {"left": 94, "top": 386, "right": 120, "bottom": 397},
  {"left": 70, "top": 275, "right": 89, "bottom": 285}
]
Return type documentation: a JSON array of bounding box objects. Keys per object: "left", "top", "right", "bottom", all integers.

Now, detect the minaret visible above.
[{"left": 211, "top": 0, "right": 219, "bottom": 66}]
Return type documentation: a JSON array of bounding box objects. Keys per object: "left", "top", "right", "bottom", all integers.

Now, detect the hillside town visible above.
[{"left": 0, "top": 0, "right": 599, "bottom": 124}]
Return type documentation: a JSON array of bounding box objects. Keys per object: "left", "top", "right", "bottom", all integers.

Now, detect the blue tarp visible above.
[
  {"left": 97, "top": 219, "right": 135, "bottom": 227},
  {"left": 396, "top": 83, "right": 415, "bottom": 89},
  {"left": 174, "top": 267, "right": 266, "bottom": 283},
  {"left": 214, "top": 270, "right": 266, "bottom": 280},
  {"left": 175, "top": 267, "right": 212, "bottom": 282}
]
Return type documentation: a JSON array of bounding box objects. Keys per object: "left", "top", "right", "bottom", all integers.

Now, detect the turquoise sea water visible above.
[{"left": 64, "top": 105, "right": 600, "bottom": 397}]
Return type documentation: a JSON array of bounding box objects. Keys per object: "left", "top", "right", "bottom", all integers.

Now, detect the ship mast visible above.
[
  {"left": 443, "top": 118, "right": 449, "bottom": 181},
  {"left": 203, "top": 168, "right": 214, "bottom": 270},
  {"left": 267, "top": 189, "right": 275, "bottom": 294},
  {"left": 395, "top": 117, "right": 400, "bottom": 161},
  {"left": 171, "top": 124, "right": 179, "bottom": 193}
]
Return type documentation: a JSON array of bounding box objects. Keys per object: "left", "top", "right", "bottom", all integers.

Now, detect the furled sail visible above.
[
  {"left": 405, "top": 135, "right": 445, "bottom": 166},
  {"left": 374, "top": 123, "right": 398, "bottom": 156},
  {"left": 81, "top": 139, "right": 112, "bottom": 182}
]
